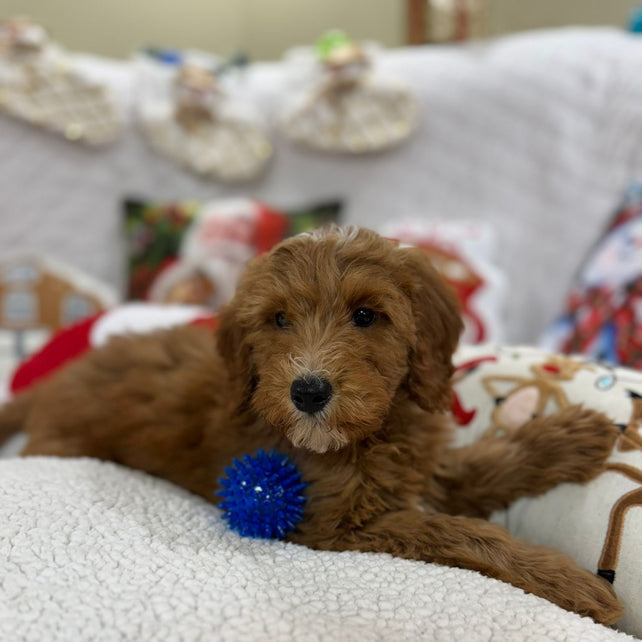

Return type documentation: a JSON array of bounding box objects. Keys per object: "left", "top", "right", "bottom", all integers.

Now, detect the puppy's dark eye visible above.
[
  {"left": 275, "top": 311, "right": 288, "bottom": 328},
  {"left": 352, "top": 307, "right": 377, "bottom": 328}
]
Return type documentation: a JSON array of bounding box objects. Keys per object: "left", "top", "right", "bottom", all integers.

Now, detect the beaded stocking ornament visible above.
[
  {"left": 0, "top": 19, "right": 121, "bottom": 145},
  {"left": 137, "top": 54, "right": 273, "bottom": 183},
  {"left": 280, "top": 31, "right": 420, "bottom": 154}
]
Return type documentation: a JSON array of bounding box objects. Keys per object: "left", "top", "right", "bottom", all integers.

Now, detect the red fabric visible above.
[
  {"left": 10, "top": 311, "right": 219, "bottom": 396},
  {"left": 453, "top": 356, "right": 498, "bottom": 374},
  {"left": 451, "top": 356, "right": 498, "bottom": 426},
  {"left": 189, "top": 316, "right": 219, "bottom": 332},
  {"left": 191, "top": 200, "right": 288, "bottom": 257},
  {"left": 451, "top": 391, "right": 476, "bottom": 426},
  {"left": 252, "top": 201, "right": 289, "bottom": 254},
  {"left": 10, "top": 313, "right": 101, "bottom": 394}
]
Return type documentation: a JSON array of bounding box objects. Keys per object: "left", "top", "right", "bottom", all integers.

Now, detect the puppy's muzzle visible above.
[{"left": 290, "top": 376, "right": 333, "bottom": 414}]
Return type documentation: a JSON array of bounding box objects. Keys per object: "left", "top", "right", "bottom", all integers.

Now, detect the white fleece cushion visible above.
[{"left": 0, "top": 457, "right": 636, "bottom": 642}]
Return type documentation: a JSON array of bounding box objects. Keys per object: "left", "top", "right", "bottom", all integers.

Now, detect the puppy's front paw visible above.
[{"left": 513, "top": 405, "right": 618, "bottom": 485}]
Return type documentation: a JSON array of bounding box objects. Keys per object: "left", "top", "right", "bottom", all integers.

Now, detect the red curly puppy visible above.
[{"left": 0, "top": 226, "right": 623, "bottom": 624}]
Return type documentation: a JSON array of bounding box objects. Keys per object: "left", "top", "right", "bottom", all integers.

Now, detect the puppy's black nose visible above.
[{"left": 290, "top": 376, "right": 333, "bottom": 414}]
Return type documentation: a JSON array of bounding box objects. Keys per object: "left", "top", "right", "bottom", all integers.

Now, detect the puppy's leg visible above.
[
  {"left": 294, "top": 510, "right": 623, "bottom": 625},
  {"left": 0, "top": 390, "right": 36, "bottom": 451},
  {"left": 435, "top": 405, "right": 618, "bottom": 518},
  {"left": 0, "top": 392, "right": 88, "bottom": 458},
  {"left": 21, "top": 435, "right": 108, "bottom": 459}
]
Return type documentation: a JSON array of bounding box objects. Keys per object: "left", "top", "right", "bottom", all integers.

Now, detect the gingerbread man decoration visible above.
[{"left": 481, "top": 355, "right": 593, "bottom": 438}]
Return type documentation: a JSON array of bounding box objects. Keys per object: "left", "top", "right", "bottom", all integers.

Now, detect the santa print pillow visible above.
[
  {"left": 124, "top": 197, "right": 342, "bottom": 309},
  {"left": 10, "top": 304, "right": 217, "bottom": 395}
]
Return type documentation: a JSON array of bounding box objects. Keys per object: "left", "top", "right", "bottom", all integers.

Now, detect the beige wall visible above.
[
  {"left": 2, "top": 0, "right": 403, "bottom": 61},
  {"left": 2, "top": 1, "right": 639, "bottom": 61},
  {"left": 489, "top": 0, "right": 639, "bottom": 35}
]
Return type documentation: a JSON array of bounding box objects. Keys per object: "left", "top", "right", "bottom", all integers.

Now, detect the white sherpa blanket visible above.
[{"left": 0, "top": 457, "right": 637, "bottom": 642}]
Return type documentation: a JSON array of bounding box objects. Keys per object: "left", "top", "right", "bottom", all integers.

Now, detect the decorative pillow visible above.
[
  {"left": 0, "top": 253, "right": 118, "bottom": 333},
  {"left": 452, "top": 344, "right": 642, "bottom": 637},
  {"left": 124, "top": 198, "right": 342, "bottom": 307},
  {"left": 379, "top": 219, "right": 508, "bottom": 344},
  {"left": 540, "top": 183, "right": 642, "bottom": 368},
  {"left": 10, "top": 303, "right": 217, "bottom": 395}
]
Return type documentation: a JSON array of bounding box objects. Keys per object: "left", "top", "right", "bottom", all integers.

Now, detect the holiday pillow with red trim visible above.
[
  {"left": 379, "top": 219, "right": 508, "bottom": 345},
  {"left": 10, "top": 303, "right": 217, "bottom": 395}
]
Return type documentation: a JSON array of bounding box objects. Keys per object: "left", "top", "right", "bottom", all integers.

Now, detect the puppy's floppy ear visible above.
[
  {"left": 216, "top": 258, "right": 264, "bottom": 410},
  {"left": 399, "top": 246, "right": 463, "bottom": 413},
  {"left": 216, "top": 299, "right": 254, "bottom": 411}
]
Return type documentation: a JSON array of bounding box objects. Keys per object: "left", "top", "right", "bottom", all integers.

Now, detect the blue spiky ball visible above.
[{"left": 216, "top": 450, "right": 307, "bottom": 539}]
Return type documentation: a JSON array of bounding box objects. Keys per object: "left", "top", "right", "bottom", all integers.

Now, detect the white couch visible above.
[
  {"left": 2, "top": 27, "right": 642, "bottom": 344},
  {"left": 2, "top": 27, "right": 642, "bottom": 642}
]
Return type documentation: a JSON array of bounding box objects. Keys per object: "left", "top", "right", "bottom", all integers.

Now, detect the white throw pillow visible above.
[{"left": 453, "top": 344, "right": 642, "bottom": 637}]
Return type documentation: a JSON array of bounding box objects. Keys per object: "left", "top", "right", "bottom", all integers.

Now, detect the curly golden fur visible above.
[{"left": 0, "top": 226, "right": 624, "bottom": 624}]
